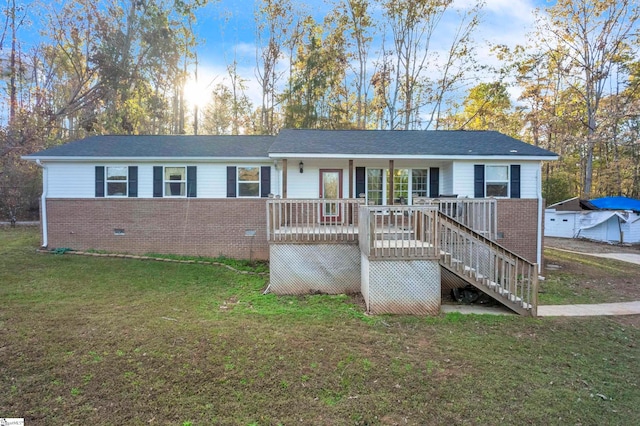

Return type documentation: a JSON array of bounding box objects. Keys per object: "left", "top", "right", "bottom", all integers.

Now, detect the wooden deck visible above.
[
  {"left": 273, "top": 225, "right": 359, "bottom": 235},
  {"left": 358, "top": 205, "right": 441, "bottom": 260},
  {"left": 373, "top": 239, "right": 434, "bottom": 248},
  {"left": 271, "top": 224, "right": 359, "bottom": 243},
  {"left": 266, "top": 199, "right": 538, "bottom": 316}
]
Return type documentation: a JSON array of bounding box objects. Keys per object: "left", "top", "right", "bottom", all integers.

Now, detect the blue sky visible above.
[
  {"left": 14, "top": 0, "right": 550, "bottom": 108},
  {"left": 187, "top": 0, "right": 548, "bottom": 106}
]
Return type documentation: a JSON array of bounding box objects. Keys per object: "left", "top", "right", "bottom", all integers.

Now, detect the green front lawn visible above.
[{"left": 1, "top": 228, "right": 639, "bottom": 425}]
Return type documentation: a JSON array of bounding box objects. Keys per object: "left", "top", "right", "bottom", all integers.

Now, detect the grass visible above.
[
  {"left": 1, "top": 227, "right": 639, "bottom": 425},
  {"left": 143, "top": 252, "right": 270, "bottom": 274},
  {"left": 541, "top": 248, "right": 640, "bottom": 305}
]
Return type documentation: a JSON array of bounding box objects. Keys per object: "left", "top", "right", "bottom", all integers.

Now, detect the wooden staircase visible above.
[{"left": 438, "top": 212, "right": 538, "bottom": 317}]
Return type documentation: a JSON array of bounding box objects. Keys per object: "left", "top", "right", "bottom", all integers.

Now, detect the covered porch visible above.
[{"left": 273, "top": 158, "right": 449, "bottom": 206}]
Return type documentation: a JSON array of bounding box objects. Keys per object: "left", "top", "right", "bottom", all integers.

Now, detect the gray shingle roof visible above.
[
  {"left": 24, "top": 130, "right": 558, "bottom": 160},
  {"left": 270, "top": 129, "right": 557, "bottom": 157},
  {"left": 23, "top": 135, "right": 274, "bottom": 158}
]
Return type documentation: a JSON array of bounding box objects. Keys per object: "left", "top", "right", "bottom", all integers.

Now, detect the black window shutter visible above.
[
  {"left": 260, "top": 166, "right": 271, "bottom": 198},
  {"left": 187, "top": 166, "right": 197, "bottom": 197},
  {"left": 510, "top": 164, "right": 521, "bottom": 199},
  {"left": 95, "top": 166, "right": 105, "bottom": 197},
  {"left": 355, "top": 167, "right": 366, "bottom": 198},
  {"left": 153, "top": 166, "right": 163, "bottom": 197},
  {"left": 429, "top": 167, "right": 440, "bottom": 197},
  {"left": 474, "top": 165, "right": 485, "bottom": 198},
  {"left": 128, "top": 166, "right": 138, "bottom": 197},
  {"left": 227, "top": 166, "right": 237, "bottom": 198}
]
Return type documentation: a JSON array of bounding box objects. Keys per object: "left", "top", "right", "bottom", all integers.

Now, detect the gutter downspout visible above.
[
  {"left": 536, "top": 164, "right": 543, "bottom": 273},
  {"left": 35, "top": 159, "right": 48, "bottom": 248}
]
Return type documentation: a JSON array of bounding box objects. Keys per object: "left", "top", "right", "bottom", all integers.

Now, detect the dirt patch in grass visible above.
[
  {"left": 546, "top": 237, "right": 640, "bottom": 254},
  {"left": 542, "top": 248, "right": 640, "bottom": 305},
  {"left": 610, "top": 314, "right": 640, "bottom": 329}
]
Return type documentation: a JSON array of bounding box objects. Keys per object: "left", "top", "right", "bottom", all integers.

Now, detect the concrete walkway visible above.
[
  {"left": 548, "top": 246, "right": 640, "bottom": 266},
  {"left": 441, "top": 246, "right": 640, "bottom": 317},
  {"left": 579, "top": 252, "right": 640, "bottom": 266},
  {"left": 536, "top": 247, "right": 640, "bottom": 316},
  {"left": 443, "top": 301, "right": 640, "bottom": 317},
  {"left": 537, "top": 301, "right": 640, "bottom": 317},
  {"left": 441, "top": 304, "right": 515, "bottom": 315}
]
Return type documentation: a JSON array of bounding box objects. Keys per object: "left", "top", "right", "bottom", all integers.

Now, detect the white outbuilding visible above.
[{"left": 545, "top": 196, "right": 640, "bottom": 244}]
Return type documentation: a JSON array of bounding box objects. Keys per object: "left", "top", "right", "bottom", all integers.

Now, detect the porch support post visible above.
[
  {"left": 388, "top": 160, "right": 394, "bottom": 205},
  {"left": 282, "top": 159, "right": 288, "bottom": 198},
  {"left": 348, "top": 159, "right": 354, "bottom": 223},
  {"left": 349, "top": 160, "right": 354, "bottom": 198}
]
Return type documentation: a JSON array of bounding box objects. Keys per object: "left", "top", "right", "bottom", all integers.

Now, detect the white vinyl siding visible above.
[
  {"left": 451, "top": 161, "right": 539, "bottom": 198},
  {"left": 451, "top": 162, "right": 475, "bottom": 197},
  {"left": 196, "top": 166, "right": 226, "bottom": 198},
  {"left": 440, "top": 163, "right": 453, "bottom": 195},
  {"left": 286, "top": 165, "right": 322, "bottom": 198},
  {"left": 47, "top": 163, "right": 96, "bottom": 198},
  {"left": 520, "top": 162, "right": 540, "bottom": 198},
  {"left": 46, "top": 162, "right": 270, "bottom": 199},
  {"left": 43, "top": 160, "right": 540, "bottom": 200},
  {"left": 285, "top": 163, "right": 350, "bottom": 199}
]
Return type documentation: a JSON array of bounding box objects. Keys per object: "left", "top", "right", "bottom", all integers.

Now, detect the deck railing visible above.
[
  {"left": 267, "top": 198, "right": 363, "bottom": 243},
  {"left": 438, "top": 212, "right": 538, "bottom": 316},
  {"left": 266, "top": 198, "right": 536, "bottom": 315},
  {"left": 358, "top": 205, "right": 440, "bottom": 260},
  {"left": 415, "top": 197, "right": 497, "bottom": 240}
]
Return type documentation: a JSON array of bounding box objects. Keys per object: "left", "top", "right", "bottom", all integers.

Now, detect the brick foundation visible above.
[
  {"left": 44, "top": 198, "right": 542, "bottom": 263},
  {"left": 46, "top": 198, "right": 269, "bottom": 260},
  {"left": 496, "top": 199, "right": 540, "bottom": 263}
]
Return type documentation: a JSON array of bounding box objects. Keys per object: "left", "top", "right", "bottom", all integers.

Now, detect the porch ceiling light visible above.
[{"left": 299, "top": 161, "right": 304, "bottom": 173}]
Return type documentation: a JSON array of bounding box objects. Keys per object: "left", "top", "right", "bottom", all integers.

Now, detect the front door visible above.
[{"left": 319, "top": 169, "right": 342, "bottom": 223}]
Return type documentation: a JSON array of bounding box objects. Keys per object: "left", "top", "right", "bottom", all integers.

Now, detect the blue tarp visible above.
[{"left": 590, "top": 196, "right": 640, "bottom": 213}]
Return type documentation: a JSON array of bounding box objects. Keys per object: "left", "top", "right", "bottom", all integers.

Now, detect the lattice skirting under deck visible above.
[
  {"left": 362, "top": 253, "right": 441, "bottom": 315},
  {"left": 269, "top": 244, "right": 361, "bottom": 295}
]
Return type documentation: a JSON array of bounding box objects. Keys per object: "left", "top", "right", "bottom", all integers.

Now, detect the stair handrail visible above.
[{"left": 438, "top": 212, "right": 538, "bottom": 316}]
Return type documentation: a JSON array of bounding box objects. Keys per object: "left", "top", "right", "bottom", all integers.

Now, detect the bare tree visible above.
[
  {"left": 537, "top": 0, "right": 640, "bottom": 197},
  {"left": 333, "top": 0, "right": 373, "bottom": 129},
  {"left": 379, "top": 0, "right": 482, "bottom": 130},
  {"left": 254, "top": 0, "right": 293, "bottom": 135}
]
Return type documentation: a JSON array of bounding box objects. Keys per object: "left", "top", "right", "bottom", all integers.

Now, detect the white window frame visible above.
[
  {"left": 485, "top": 165, "right": 509, "bottom": 198},
  {"left": 411, "top": 169, "right": 429, "bottom": 199},
  {"left": 366, "top": 168, "right": 430, "bottom": 205},
  {"left": 390, "top": 168, "right": 409, "bottom": 204},
  {"left": 105, "top": 166, "right": 128, "bottom": 197},
  {"left": 237, "top": 166, "right": 261, "bottom": 198},
  {"left": 164, "top": 166, "right": 187, "bottom": 197},
  {"left": 366, "top": 168, "right": 384, "bottom": 205}
]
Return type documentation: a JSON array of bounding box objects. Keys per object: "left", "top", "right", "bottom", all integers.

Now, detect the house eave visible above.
[
  {"left": 268, "top": 153, "right": 559, "bottom": 161},
  {"left": 22, "top": 156, "right": 272, "bottom": 163}
]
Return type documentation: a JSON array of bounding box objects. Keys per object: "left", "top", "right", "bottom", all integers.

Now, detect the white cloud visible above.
[
  {"left": 194, "top": 0, "right": 547, "bottom": 114},
  {"left": 450, "top": 0, "right": 542, "bottom": 104},
  {"left": 455, "top": 0, "right": 538, "bottom": 22}
]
